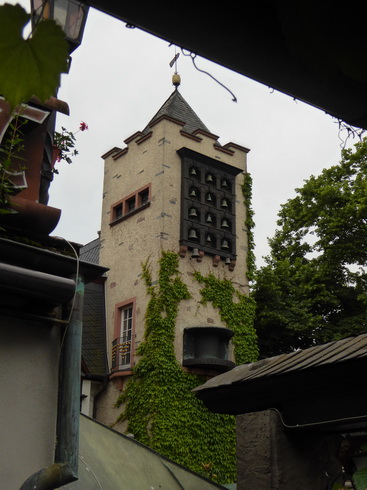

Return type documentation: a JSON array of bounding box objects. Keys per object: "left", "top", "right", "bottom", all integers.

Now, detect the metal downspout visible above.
[{"left": 20, "top": 274, "right": 85, "bottom": 490}]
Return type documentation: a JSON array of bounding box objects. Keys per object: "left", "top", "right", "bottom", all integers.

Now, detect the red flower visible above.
[{"left": 79, "top": 121, "right": 88, "bottom": 131}]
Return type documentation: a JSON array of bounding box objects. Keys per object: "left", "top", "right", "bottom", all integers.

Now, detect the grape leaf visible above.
[{"left": 0, "top": 3, "right": 69, "bottom": 109}]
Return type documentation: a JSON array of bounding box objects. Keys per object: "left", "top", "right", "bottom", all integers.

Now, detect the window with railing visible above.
[{"left": 112, "top": 300, "right": 135, "bottom": 371}]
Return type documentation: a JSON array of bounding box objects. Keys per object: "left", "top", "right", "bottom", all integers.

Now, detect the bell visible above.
[
  {"left": 206, "top": 193, "right": 213, "bottom": 202},
  {"left": 190, "top": 167, "right": 197, "bottom": 176},
  {"left": 191, "top": 248, "right": 200, "bottom": 258},
  {"left": 206, "top": 174, "right": 214, "bottom": 183},
  {"left": 206, "top": 234, "right": 212, "bottom": 243},
  {"left": 222, "top": 179, "right": 228, "bottom": 188},
  {"left": 221, "top": 219, "right": 229, "bottom": 229},
  {"left": 209, "top": 236, "right": 217, "bottom": 247},
  {"left": 189, "top": 207, "right": 198, "bottom": 218},
  {"left": 225, "top": 257, "right": 231, "bottom": 265},
  {"left": 206, "top": 214, "right": 213, "bottom": 223},
  {"left": 188, "top": 229, "right": 198, "bottom": 240},
  {"left": 221, "top": 239, "right": 229, "bottom": 249},
  {"left": 190, "top": 188, "right": 197, "bottom": 198},
  {"left": 221, "top": 198, "right": 228, "bottom": 208}
]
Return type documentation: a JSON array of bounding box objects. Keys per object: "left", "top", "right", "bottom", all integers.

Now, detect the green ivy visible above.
[
  {"left": 0, "top": 115, "right": 27, "bottom": 216},
  {"left": 116, "top": 251, "right": 237, "bottom": 483},
  {"left": 242, "top": 172, "right": 256, "bottom": 282},
  {"left": 193, "top": 272, "right": 258, "bottom": 365}
]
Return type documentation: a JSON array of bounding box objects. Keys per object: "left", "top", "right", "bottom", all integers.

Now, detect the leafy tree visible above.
[{"left": 254, "top": 138, "right": 367, "bottom": 357}]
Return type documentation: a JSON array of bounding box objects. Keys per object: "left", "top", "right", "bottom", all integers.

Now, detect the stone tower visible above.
[{"left": 94, "top": 77, "right": 257, "bottom": 481}]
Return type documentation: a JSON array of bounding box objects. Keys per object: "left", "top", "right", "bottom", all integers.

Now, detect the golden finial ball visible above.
[{"left": 172, "top": 73, "right": 181, "bottom": 87}]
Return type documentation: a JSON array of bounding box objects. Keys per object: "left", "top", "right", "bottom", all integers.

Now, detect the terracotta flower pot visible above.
[
  {"left": 52, "top": 144, "right": 61, "bottom": 168},
  {"left": 0, "top": 196, "right": 61, "bottom": 235}
]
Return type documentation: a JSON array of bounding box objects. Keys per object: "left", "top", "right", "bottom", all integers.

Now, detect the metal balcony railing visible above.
[{"left": 111, "top": 336, "right": 131, "bottom": 369}]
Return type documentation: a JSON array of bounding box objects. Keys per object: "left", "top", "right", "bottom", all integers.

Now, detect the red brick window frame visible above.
[
  {"left": 111, "top": 297, "right": 136, "bottom": 375},
  {"left": 110, "top": 183, "right": 151, "bottom": 225}
]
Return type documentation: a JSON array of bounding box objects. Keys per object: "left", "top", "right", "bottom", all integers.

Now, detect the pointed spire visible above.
[{"left": 144, "top": 84, "right": 211, "bottom": 136}]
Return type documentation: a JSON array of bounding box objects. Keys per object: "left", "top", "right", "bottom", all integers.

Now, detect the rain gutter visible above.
[{"left": 0, "top": 261, "right": 75, "bottom": 305}]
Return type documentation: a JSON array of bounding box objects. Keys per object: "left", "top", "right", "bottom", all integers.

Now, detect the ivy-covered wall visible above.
[
  {"left": 114, "top": 174, "right": 257, "bottom": 484},
  {"left": 115, "top": 253, "right": 257, "bottom": 483}
]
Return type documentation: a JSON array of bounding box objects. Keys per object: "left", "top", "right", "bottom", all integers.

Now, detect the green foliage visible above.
[
  {"left": 242, "top": 172, "right": 256, "bottom": 282},
  {"left": 271, "top": 138, "right": 367, "bottom": 266},
  {"left": 254, "top": 138, "right": 367, "bottom": 357},
  {"left": 116, "top": 251, "right": 242, "bottom": 484},
  {"left": 0, "top": 114, "right": 27, "bottom": 214},
  {"left": 354, "top": 467, "right": 367, "bottom": 490},
  {"left": 194, "top": 271, "right": 258, "bottom": 364},
  {"left": 53, "top": 126, "right": 78, "bottom": 166},
  {"left": 0, "top": 3, "right": 69, "bottom": 109},
  {"left": 53, "top": 122, "right": 89, "bottom": 169}
]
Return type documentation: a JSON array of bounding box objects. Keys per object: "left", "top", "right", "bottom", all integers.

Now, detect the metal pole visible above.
[{"left": 56, "top": 274, "right": 85, "bottom": 475}]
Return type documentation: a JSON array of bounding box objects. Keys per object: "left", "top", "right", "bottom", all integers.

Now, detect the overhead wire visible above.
[{"left": 180, "top": 48, "right": 238, "bottom": 102}]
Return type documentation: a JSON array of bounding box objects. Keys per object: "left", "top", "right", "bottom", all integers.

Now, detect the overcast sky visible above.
[{"left": 11, "top": 1, "right": 359, "bottom": 266}]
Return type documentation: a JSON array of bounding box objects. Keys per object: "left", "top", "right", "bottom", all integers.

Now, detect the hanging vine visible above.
[{"left": 242, "top": 172, "right": 256, "bottom": 282}]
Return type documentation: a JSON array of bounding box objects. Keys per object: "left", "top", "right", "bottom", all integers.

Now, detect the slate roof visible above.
[
  {"left": 80, "top": 238, "right": 108, "bottom": 377},
  {"left": 143, "top": 88, "right": 214, "bottom": 136},
  {"left": 81, "top": 281, "right": 108, "bottom": 377},
  {"left": 80, "top": 237, "right": 101, "bottom": 265}
]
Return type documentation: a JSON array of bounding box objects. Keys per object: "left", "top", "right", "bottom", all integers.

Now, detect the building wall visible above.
[
  {"left": 236, "top": 410, "right": 342, "bottom": 489},
  {"left": 0, "top": 316, "right": 60, "bottom": 489},
  {"left": 97, "top": 114, "right": 249, "bottom": 428}
]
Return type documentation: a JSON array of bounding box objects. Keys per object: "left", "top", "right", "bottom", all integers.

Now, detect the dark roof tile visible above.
[{"left": 144, "top": 89, "right": 212, "bottom": 136}]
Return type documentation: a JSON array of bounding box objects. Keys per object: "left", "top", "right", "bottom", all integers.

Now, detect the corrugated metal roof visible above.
[{"left": 194, "top": 333, "right": 367, "bottom": 392}]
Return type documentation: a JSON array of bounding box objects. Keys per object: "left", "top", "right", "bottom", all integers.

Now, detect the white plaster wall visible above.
[{"left": 0, "top": 316, "right": 60, "bottom": 489}]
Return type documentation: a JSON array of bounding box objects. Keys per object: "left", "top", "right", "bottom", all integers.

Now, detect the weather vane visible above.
[
  {"left": 169, "top": 51, "right": 180, "bottom": 72},
  {"left": 169, "top": 47, "right": 181, "bottom": 87}
]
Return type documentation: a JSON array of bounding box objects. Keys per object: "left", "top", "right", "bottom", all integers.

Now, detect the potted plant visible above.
[{"left": 52, "top": 121, "right": 88, "bottom": 171}]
